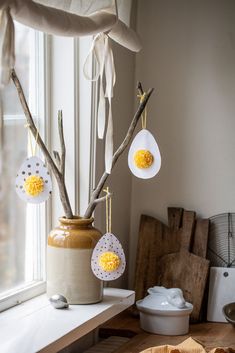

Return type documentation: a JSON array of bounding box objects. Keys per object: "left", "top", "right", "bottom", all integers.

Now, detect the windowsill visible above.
[{"left": 0, "top": 288, "right": 135, "bottom": 353}]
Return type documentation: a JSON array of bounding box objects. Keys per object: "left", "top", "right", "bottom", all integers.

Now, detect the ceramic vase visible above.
[{"left": 47, "top": 217, "right": 103, "bottom": 304}]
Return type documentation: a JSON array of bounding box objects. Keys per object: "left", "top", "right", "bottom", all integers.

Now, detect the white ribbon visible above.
[{"left": 83, "top": 33, "right": 116, "bottom": 174}]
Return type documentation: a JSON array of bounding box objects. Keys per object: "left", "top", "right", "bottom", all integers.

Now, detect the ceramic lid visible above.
[{"left": 136, "top": 286, "right": 193, "bottom": 315}]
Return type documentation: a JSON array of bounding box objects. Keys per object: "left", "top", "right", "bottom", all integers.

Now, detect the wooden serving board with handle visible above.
[{"left": 156, "top": 250, "right": 210, "bottom": 322}]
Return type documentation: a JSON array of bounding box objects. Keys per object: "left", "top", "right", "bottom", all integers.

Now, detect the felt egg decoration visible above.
[
  {"left": 15, "top": 156, "right": 52, "bottom": 203},
  {"left": 128, "top": 129, "right": 161, "bottom": 179},
  {"left": 91, "top": 233, "right": 126, "bottom": 281}
]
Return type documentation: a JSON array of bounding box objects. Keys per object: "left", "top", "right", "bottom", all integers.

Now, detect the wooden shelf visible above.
[{"left": 101, "top": 312, "right": 235, "bottom": 352}]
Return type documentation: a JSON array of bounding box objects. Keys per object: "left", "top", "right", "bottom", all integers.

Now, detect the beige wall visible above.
[{"left": 129, "top": 0, "right": 235, "bottom": 286}]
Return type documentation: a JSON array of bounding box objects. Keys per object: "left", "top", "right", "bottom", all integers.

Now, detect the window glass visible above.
[{"left": 0, "top": 22, "right": 44, "bottom": 296}]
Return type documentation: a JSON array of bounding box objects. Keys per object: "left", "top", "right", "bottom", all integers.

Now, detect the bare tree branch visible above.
[
  {"left": 137, "top": 82, "right": 144, "bottom": 95},
  {"left": 93, "top": 192, "right": 112, "bottom": 205},
  {"left": 11, "top": 69, "right": 73, "bottom": 219},
  {"left": 53, "top": 150, "right": 61, "bottom": 169},
  {"left": 84, "top": 83, "right": 154, "bottom": 218}
]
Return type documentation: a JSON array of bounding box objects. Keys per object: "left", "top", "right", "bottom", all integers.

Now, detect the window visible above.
[
  {"left": 0, "top": 26, "right": 94, "bottom": 313},
  {"left": 0, "top": 22, "right": 46, "bottom": 311}
]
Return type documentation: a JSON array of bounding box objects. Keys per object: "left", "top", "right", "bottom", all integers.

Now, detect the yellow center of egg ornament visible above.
[
  {"left": 128, "top": 129, "right": 161, "bottom": 179},
  {"left": 24, "top": 175, "right": 44, "bottom": 196},
  {"left": 99, "top": 251, "right": 121, "bottom": 272},
  {"left": 134, "top": 149, "right": 154, "bottom": 169}
]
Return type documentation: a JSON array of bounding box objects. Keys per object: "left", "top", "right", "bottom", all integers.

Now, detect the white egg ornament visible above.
[
  {"left": 15, "top": 156, "right": 52, "bottom": 204},
  {"left": 91, "top": 233, "right": 126, "bottom": 281},
  {"left": 128, "top": 129, "right": 161, "bottom": 179}
]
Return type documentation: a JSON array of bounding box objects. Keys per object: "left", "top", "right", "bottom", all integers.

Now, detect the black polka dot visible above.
[
  {"left": 22, "top": 171, "right": 25, "bottom": 175},
  {"left": 36, "top": 170, "right": 39, "bottom": 174},
  {"left": 36, "top": 163, "right": 39, "bottom": 166},
  {"left": 27, "top": 165, "right": 31, "bottom": 168},
  {"left": 28, "top": 172, "right": 31, "bottom": 176}
]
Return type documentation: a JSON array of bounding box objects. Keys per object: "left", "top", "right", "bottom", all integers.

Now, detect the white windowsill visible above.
[{"left": 0, "top": 288, "right": 135, "bottom": 353}]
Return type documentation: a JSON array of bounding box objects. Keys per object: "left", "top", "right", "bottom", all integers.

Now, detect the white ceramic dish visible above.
[{"left": 136, "top": 286, "right": 193, "bottom": 336}]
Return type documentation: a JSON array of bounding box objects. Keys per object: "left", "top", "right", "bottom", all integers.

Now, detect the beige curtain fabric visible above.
[
  {"left": 0, "top": 0, "right": 141, "bottom": 84},
  {"left": 0, "top": 0, "right": 141, "bottom": 173},
  {"left": 10, "top": 0, "right": 117, "bottom": 37},
  {"left": 0, "top": 7, "right": 15, "bottom": 85},
  {"left": 34, "top": 0, "right": 116, "bottom": 17}
]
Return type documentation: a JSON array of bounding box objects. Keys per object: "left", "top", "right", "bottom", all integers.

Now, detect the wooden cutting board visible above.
[
  {"left": 134, "top": 208, "right": 210, "bottom": 322},
  {"left": 134, "top": 209, "right": 200, "bottom": 302},
  {"left": 134, "top": 214, "right": 179, "bottom": 303},
  {"left": 168, "top": 208, "right": 209, "bottom": 257},
  {"left": 156, "top": 250, "right": 210, "bottom": 322},
  {"left": 192, "top": 219, "right": 210, "bottom": 258}
]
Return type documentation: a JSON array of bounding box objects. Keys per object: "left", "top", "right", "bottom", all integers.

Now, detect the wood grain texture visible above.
[
  {"left": 134, "top": 215, "right": 180, "bottom": 302},
  {"left": 180, "top": 211, "right": 196, "bottom": 251},
  {"left": 156, "top": 250, "right": 210, "bottom": 323},
  {"left": 192, "top": 219, "right": 210, "bottom": 258},
  {"left": 168, "top": 207, "right": 183, "bottom": 230}
]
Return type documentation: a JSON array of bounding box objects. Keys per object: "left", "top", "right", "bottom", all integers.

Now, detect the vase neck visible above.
[{"left": 59, "top": 216, "right": 94, "bottom": 228}]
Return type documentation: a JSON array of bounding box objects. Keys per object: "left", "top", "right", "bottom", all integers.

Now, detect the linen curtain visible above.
[{"left": 0, "top": 0, "right": 141, "bottom": 173}]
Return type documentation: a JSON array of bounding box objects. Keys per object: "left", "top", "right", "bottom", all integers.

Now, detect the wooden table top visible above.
[{"left": 101, "top": 312, "right": 235, "bottom": 353}]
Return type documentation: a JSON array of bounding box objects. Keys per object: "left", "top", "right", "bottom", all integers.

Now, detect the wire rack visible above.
[{"left": 208, "top": 213, "right": 235, "bottom": 267}]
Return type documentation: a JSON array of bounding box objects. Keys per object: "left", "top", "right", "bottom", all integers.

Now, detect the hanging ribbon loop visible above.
[
  {"left": 24, "top": 124, "right": 39, "bottom": 157},
  {"left": 137, "top": 92, "right": 147, "bottom": 129},
  {"left": 103, "top": 186, "right": 112, "bottom": 234}
]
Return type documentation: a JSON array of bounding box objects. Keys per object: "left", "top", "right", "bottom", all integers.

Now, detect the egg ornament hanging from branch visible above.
[
  {"left": 91, "top": 232, "right": 126, "bottom": 281},
  {"left": 128, "top": 89, "right": 161, "bottom": 179},
  {"left": 91, "top": 188, "right": 126, "bottom": 281},
  {"left": 128, "top": 128, "right": 161, "bottom": 179},
  {"left": 15, "top": 156, "right": 52, "bottom": 203}
]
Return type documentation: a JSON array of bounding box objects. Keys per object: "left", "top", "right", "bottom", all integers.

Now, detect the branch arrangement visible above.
[
  {"left": 84, "top": 85, "right": 154, "bottom": 218},
  {"left": 11, "top": 69, "right": 73, "bottom": 218},
  {"left": 11, "top": 69, "right": 154, "bottom": 219}
]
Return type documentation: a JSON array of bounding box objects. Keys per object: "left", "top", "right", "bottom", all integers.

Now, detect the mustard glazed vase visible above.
[{"left": 47, "top": 217, "right": 103, "bottom": 304}]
